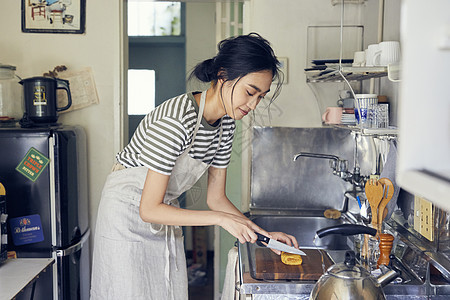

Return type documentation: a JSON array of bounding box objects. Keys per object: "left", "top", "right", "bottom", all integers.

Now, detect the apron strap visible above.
[
  {"left": 184, "top": 90, "right": 207, "bottom": 154},
  {"left": 215, "top": 120, "right": 224, "bottom": 155},
  {"left": 184, "top": 90, "right": 224, "bottom": 165}
]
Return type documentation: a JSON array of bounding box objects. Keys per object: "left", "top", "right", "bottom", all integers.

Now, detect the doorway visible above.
[
  {"left": 127, "top": 1, "right": 186, "bottom": 140},
  {"left": 125, "top": 1, "right": 245, "bottom": 299}
]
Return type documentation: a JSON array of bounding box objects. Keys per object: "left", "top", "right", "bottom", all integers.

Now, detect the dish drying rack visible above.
[
  {"left": 306, "top": 66, "right": 389, "bottom": 83},
  {"left": 305, "top": 64, "right": 401, "bottom": 83}
]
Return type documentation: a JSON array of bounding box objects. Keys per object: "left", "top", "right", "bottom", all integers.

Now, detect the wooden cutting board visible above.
[{"left": 254, "top": 248, "right": 334, "bottom": 280}]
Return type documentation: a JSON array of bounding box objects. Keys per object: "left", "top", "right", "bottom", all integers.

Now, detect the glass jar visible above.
[{"left": 0, "top": 64, "right": 23, "bottom": 124}]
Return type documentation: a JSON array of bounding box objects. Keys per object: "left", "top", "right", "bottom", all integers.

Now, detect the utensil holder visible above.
[{"left": 360, "top": 224, "right": 380, "bottom": 271}]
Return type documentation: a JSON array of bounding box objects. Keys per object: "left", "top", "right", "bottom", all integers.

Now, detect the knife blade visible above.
[{"left": 256, "top": 233, "right": 307, "bottom": 256}]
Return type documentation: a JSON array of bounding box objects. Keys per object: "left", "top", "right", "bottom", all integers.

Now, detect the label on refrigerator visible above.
[
  {"left": 15, "top": 147, "right": 50, "bottom": 182},
  {"left": 9, "top": 214, "right": 44, "bottom": 246},
  {"left": 0, "top": 183, "right": 5, "bottom": 196}
]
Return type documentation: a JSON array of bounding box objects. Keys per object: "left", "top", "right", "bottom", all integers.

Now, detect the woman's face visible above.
[{"left": 221, "top": 70, "right": 273, "bottom": 120}]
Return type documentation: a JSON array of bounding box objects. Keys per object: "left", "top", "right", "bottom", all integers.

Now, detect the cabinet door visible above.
[{"left": 397, "top": 0, "right": 450, "bottom": 211}]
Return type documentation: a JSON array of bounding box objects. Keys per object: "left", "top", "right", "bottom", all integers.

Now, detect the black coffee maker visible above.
[{"left": 19, "top": 76, "right": 72, "bottom": 127}]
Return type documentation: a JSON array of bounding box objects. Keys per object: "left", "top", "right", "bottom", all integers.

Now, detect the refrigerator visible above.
[{"left": 0, "top": 125, "right": 90, "bottom": 300}]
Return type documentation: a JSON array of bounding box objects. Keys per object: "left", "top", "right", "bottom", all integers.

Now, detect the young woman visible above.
[{"left": 90, "top": 33, "right": 299, "bottom": 299}]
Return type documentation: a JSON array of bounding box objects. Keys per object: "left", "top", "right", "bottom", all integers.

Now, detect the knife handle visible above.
[{"left": 256, "top": 233, "right": 270, "bottom": 244}]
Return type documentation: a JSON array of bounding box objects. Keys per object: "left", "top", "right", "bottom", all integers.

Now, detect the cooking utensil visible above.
[
  {"left": 377, "top": 178, "right": 395, "bottom": 224},
  {"left": 375, "top": 178, "right": 395, "bottom": 269},
  {"left": 310, "top": 225, "right": 400, "bottom": 300},
  {"left": 256, "top": 233, "right": 307, "bottom": 256},
  {"left": 364, "top": 178, "right": 384, "bottom": 261},
  {"left": 365, "top": 178, "right": 384, "bottom": 227}
]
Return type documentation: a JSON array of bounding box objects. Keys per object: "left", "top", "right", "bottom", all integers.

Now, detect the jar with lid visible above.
[{"left": 0, "top": 64, "right": 23, "bottom": 125}]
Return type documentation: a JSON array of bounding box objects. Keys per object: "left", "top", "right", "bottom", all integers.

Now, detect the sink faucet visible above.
[{"left": 293, "top": 152, "right": 367, "bottom": 187}]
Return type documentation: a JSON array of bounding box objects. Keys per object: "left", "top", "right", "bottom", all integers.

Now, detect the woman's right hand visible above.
[{"left": 217, "top": 212, "right": 271, "bottom": 244}]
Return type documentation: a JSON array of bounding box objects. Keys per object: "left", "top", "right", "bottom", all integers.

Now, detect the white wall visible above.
[
  {"left": 186, "top": 2, "right": 217, "bottom": 91},
  {"left": 0, "top": 0, "right": 125, "bottom": 253}
]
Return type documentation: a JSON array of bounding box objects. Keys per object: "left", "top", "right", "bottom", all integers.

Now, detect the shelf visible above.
[
  {"left": 0, "top": 258, "right": 55, "bottom": 300},
  {"left": 359, "top": 126, "right": 398, "bottom": 136},
  {"left": 328, "top": 124, "right": 398, "bottom": 137},
  {"left": 305, "top": 66, "right": 388, "bottom": 82}
]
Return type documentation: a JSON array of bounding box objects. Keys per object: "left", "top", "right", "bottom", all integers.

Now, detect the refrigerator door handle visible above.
[{"left": 56, "top": 229, "right": 90, "bottom": 257}]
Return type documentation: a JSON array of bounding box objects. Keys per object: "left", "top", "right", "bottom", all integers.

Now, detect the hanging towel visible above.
[
  {"left": 380, "top": 140, "right": 401, "bottom": 220},
  {"left": 221, "top": 247, "right": 240, "bottom": 300}
]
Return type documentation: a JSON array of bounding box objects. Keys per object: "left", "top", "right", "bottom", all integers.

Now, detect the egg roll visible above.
[{"left": 281, "top": 251, "right": 303, "bottom": 265}]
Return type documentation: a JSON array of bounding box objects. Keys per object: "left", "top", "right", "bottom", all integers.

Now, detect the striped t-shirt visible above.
[{"left": 116, "top": 92, "right": 236, "bottom": 175}]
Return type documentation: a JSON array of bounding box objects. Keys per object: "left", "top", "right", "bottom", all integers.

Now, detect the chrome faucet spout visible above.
[{"left": 293, "top": 151, "right": 367, "bottom": 187}]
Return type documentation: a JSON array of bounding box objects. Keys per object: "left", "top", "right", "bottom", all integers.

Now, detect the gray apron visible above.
[{"left": 90, "top": 91, "right": 222, "bottom": 300}]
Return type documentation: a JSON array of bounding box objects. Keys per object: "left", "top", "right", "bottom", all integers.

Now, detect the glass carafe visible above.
[{"left": 0, "top": 64, "right": 23, "bottom": 125}]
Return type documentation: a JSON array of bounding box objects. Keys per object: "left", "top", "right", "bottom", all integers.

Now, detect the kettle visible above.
[
  {"left": 20, "top": 76, "right": 72, "bottom": 125},
  {"left": 310, "top": 224, "right": 400, "bottom": 300}
]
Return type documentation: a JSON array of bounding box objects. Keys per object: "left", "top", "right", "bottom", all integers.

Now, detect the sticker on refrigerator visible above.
[
  {"left": 9, "top": 214, "right": 44, "bottom": 246},
  {"left": 15, "top": 147, "right": 50, "bottom": 182}
]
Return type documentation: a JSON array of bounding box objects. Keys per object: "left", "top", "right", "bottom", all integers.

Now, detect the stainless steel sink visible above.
[{"left": 250, "top": 215, "right": 350, "bottom": 250}]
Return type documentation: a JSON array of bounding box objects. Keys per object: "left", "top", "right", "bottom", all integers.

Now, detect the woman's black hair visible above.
[{"left": 189, "top": 32, "right": 283, "bottom": 103}]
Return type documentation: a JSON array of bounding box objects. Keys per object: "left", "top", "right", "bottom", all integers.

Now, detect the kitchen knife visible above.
[{"left": 256, "top": 233, "right": 307, "bottom": 256}]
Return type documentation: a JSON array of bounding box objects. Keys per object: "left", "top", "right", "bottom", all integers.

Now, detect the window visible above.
[
  {"left": 128, "top": 1, "right": 181, "bottom": 36},
  {"left": 127, "top": 69, "right": 155, "bottom": 115}
]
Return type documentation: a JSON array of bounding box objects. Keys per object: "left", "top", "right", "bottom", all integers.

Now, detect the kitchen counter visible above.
[
  {"left": 0, "top": 258, "right": 54, "bottom": 300},
  {"left": 237, "top": 238, "right": 450, "bottom": 299},
  {"left": 237, "top": 248, "right": 346, "bottom": 296}
]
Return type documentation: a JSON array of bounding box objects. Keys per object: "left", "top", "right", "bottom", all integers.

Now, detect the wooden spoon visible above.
[
  {"left": 365, "top": 179, "right": 384, "bottom": 228},
  {"left": 377, "top": 178, "right": 395, "bottom": 224},
  {"left": 362, "top": 179, "right": 384, "bottom": 262}
]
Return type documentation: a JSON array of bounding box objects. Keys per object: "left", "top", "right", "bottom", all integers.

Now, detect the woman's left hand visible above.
[{"left": 267, "top": 231, "right": 300, "bottom": 255}]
